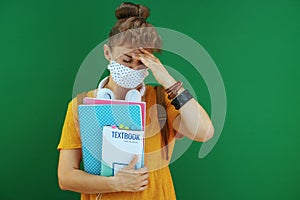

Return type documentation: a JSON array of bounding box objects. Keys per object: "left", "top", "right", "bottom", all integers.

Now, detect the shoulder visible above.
[
  {"left": 67, "top": 89, "right": 97, "bottom": 113},
  {"left": 73, "top": 89, "right": 97, "bottom": 102},
  {"left": 77, "top": 89, "right": 97, "bottom": 98}
]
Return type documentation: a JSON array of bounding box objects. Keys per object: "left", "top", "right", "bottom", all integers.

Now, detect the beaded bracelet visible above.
[
  {"left": 165, "top": 81, "right": 183, "bottom": 100},
  {"left": 171, "top": 89, "right": 193, "bottom": 110}
]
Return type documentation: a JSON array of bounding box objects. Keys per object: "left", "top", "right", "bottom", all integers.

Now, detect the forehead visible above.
[
  {"left": 111, "top": 44, "right": 154, "bottom": 59},
  {"left": 111, "top": 45, "right": 140, "bottom": 59}
]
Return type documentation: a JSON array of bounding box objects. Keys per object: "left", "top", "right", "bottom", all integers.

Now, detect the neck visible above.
[{"left": 105, "top": 76, "right": 142, "bottom": 100}]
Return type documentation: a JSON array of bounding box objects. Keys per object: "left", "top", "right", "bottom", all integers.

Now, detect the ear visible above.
[{"left": 103, "top": 44, "right": 112, "bottom": 62}]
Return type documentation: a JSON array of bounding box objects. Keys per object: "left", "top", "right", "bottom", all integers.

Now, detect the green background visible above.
[{"left": 1, "top": 0, "right": 299, "bottom": 199}]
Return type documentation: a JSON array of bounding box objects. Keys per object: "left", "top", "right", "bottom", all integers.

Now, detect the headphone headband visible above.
[{"left": 95, "top": 77, "right": 145, "bottom": 102}]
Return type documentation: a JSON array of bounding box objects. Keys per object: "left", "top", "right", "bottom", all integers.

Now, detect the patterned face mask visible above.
[{"left": 107, "top": 60, "right": 149, "bottom": 89}]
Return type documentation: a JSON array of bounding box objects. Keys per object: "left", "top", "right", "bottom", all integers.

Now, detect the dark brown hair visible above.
[{"left": 108, "top": 2, "right": 162, "bottom": 53}]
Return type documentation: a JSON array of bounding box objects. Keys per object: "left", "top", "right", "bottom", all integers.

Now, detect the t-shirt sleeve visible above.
[{"left": 57, "top": 98, "right": 82, "bottom": 150}]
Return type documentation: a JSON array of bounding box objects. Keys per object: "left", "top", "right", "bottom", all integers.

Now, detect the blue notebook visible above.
[{"left": 78, "top": 104, "right": 143, "bottom": 175}]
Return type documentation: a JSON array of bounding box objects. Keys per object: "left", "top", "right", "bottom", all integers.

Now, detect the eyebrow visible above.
[{"left": 123, "top": 53, "right": 132, "bottom": 58}]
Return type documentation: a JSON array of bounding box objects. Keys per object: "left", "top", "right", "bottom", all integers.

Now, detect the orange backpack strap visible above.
[{"left": 155, "top": 85, "right": 170, "bottom": 160}]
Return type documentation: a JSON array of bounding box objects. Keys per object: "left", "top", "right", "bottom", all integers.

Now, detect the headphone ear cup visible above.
[
  {"left": 97, "top": 88, "right": 115, "bottom": 99},
  {"left": 125, "top": 89, "right": 142, "bottom": 102}
]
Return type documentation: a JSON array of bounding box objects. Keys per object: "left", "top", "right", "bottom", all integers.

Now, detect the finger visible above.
[
  {"left": 140, "top": 179, "right": 149, "bottom": 187},
  {"left": 132, "top": 52, "right": 145, "bottom": 61},
  {"left": 139, "top": 47, "right": 155, "bottom": 58},
  {"left": 138, "top": 185, "right": 148, "bottom": 191},
  {"left": 136, "top": 50, "right": 160, "bottom": 68},
  {"left": 140, "top": 173, "right": 149, "bottom": 181},
  {"left": 124, "top": 155, "right": 138, "bottom": 170},
  {"left": 136, "top": 167, "right": 148, "bottom": 174},
  {"left": 132, "top": 53, "right": 150, "bottom": 66},
  {"left": 133, "top": 50, "right": 154, "bottom": 60}
]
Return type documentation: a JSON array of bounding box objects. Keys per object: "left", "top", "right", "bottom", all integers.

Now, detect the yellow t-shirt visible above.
[{"left": 57, "top": 85, "right": 180, "bottom": 200}]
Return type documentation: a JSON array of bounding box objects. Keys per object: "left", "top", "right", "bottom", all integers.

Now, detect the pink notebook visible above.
[{"left": 83, "top": 97, "right": 146, "bottom": 130}]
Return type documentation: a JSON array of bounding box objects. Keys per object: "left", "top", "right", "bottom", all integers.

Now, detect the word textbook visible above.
[{"left": 101, "top": 125, "right": 145, "bottom": 176}]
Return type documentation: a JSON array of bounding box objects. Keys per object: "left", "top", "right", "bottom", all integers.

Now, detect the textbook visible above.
[
  {"left": 83, "top": 97, "right": 146, "bottom": 130},
  {"left": 78, "top": 103, "right": 144, "bottom": 175},
  {"left": 101, "top": 126, "right": 144, "bottom": 176}
]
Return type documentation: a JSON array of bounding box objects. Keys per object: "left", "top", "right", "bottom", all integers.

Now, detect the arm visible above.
[
  {"left": 57, "top": 149, "right": 149, "bottom": 194},
  {"left": 57, "top": 149, "right": 115, "bottom": 194},
  {"left": 134, "top": 48, "right": 214, "bottom": 142},
  {"left": 171, "top": 91, "right": 214, "bottom": 142}
]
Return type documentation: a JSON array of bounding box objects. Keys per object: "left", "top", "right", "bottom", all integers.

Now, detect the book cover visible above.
[
  {"left": 78, "top": 104, "right": 143, "bottom": 175},
  {"left": 83, "top": 97, "right": 146, "bottom": 130},
  {"left": 101, "top": 126, "right": 144, "bottom": 176}
]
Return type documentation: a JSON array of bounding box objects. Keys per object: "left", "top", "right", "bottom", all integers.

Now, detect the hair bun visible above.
[{"left": 115, "top": 2, "right": 150, "bottom": 20}]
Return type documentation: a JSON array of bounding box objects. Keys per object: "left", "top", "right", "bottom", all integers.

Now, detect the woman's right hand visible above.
[{"left": 111, "top": 155, "right": 149, "bottom": 192}]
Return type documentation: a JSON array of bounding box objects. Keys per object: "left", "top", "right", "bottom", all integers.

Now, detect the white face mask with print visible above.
[{"left": 107, "top": 60, "right": 149, "bottom": 89}]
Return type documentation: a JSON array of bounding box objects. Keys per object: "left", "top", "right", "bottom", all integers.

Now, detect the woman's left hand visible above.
[{"left": 132, "top": 47, "right": 176, "bottom": 88}]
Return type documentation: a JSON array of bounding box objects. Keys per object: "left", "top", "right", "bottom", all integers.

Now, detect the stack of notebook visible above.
[{"left": 78, "top": 98, "right": 146, "bottom": 176}]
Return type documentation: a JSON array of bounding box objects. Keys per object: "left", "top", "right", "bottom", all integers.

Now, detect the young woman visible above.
[{"left": 57, "top": 2, "right": 214, "bottom": 200}]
